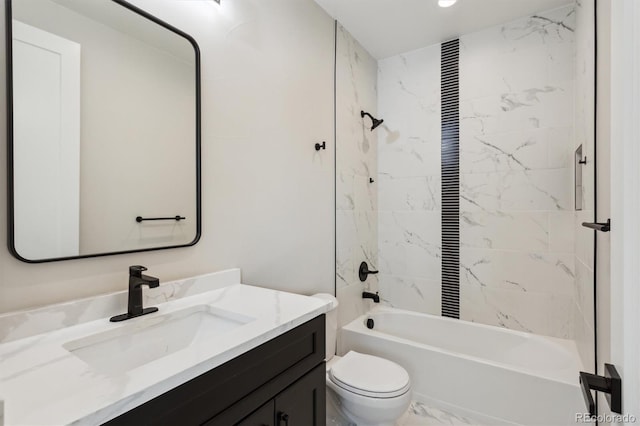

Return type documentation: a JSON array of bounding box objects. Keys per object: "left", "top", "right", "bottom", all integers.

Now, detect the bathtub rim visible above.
[{"left": 342, "top": 305, "right": 584, "bottom": 386}]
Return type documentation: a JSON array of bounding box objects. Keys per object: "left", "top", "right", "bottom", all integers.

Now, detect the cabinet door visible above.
[
  {"left": 237, "top": 400, "right": 274, "bottom": 426},
  {"left": 274, "top": 363, "right": 326, "bottom": 426}
]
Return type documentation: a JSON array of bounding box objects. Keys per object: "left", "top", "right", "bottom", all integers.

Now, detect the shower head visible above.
[
  {"left": 361, "top": 110, "right": 384, "bottom": 131},
  {"left": 371, "top": 117, "right": 384, "bottom": 131}
]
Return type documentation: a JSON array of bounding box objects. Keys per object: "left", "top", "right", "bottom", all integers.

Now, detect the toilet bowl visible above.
[{"left": 312, "top": 294, "right": 411, "bottom": 426}]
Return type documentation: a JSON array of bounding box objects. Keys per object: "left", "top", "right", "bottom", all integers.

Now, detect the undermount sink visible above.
[{"left": 63, "top": 305, "right": 254, "bottom": 374}]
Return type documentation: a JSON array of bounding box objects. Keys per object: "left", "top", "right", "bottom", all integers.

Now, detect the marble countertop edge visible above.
[{"left": 0, "top": 282, "right": 331, "bottom": 426}]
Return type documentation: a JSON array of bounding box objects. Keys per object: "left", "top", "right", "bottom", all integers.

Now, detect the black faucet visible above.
[
  {"left": 110, "top": 266, "right": 160, "bottom": 322},
  {"left": 362, "top": 291, "right": 380, "bottom": 303}
]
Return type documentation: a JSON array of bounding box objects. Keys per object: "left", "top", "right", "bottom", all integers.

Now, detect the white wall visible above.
[
  {"left": 598, "top": 0, "right": 640, "bottom": 424},
  {"left": 0, "top": 0, "right": 336, "bottom": 313},
  {"left": 335, "top": 24, "right": 379, "bottom": 327}
]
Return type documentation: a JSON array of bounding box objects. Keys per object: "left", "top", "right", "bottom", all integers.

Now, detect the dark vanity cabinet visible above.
[
  {"left": 104, "top": 315, "right": 326, "bottom": 426},
  {"left": 234, "top": 364, "right": 325, "bottom": 426}
]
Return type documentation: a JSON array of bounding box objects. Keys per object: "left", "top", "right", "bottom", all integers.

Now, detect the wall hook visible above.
[
  {"left": 369, "top": 178, "right": 375, "bottom": 183},
  {"left": 315, "top": 141, "right": 326, "bottom": 151}
]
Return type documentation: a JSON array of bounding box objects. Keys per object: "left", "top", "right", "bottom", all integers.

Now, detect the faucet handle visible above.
[
  {"left": 358, "top": 262, "right": 379, "bottom": 282},
  {"left": 129, "top": 265, "right": 148, "bottom": 277}
]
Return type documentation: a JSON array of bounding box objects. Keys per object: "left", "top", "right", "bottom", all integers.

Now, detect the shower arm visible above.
[{"left": 361, "top": 111, "right": 375, "bottom": 121}]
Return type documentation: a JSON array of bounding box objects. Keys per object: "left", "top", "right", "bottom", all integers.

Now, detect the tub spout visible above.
[{"left": 362, "top": 291, "right": 380, "bottom": 303}]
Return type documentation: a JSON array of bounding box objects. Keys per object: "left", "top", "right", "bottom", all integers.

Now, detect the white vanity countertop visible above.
[{"left": 0, "top": 283, "right": 331, "bottom": 426}]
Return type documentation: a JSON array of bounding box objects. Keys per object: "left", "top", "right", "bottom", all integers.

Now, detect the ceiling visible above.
[{"left": 314, "top": 0, "right": 573, "bottom": 59}]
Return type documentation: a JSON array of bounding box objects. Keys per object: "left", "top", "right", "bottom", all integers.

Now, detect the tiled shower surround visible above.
[
  {"left": 378, "top": 45, "right": 442, "bottom": 315},
  {"left": 377, "top": 44, "right": 442, "bottom": 315},
  {"left": 573, "top": 0, "right": 596, "bottom": 370},
  {"left": 458, "top": 6, "right": 577, "bottom": 339},
  {"left": 376, "top": 5, "right": 585, "bottom": 340},
  {"left": 335, "top": 24, "right": 379, "bottom": 327}
]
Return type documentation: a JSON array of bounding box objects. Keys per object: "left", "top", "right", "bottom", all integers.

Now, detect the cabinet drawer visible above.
[{"left": 104, "top": 315, "right": 325, "bottom": 426}]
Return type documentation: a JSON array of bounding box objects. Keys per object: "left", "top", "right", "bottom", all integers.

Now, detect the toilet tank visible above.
[{"left": 311, "top": 293, "right": 338, "bottom": 360}]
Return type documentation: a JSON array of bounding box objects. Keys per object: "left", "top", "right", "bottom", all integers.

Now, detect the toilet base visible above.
[
  {"left": 326, "top": 388, "right": 356, "bottom": 426},
  {"left": 326, "top": 374, "right": 411, "bottom": 426},
  {"left": 328, "top": 389, "right": 396, "bottom": 426}
]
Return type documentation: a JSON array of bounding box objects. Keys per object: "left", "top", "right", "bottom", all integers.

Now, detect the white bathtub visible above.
[{"left": 339, "top": 306, "right": 585, "bottom": 425}]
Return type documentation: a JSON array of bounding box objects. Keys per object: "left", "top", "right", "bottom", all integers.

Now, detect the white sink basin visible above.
[{"left": 63, "top": 305, "right": 254, "bottom": 374}]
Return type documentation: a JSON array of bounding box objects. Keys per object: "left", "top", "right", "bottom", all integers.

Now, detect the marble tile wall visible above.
[
  {"left": 377, "top": 45, "right": 442, "bottom": 315},
  {"left": 459, "top": 6, "right": 578, "bottom": 339},
  {"left": 335, "top": 24, "right": 379, "bottom": 327},
  {"left": 573, "top": 0, "right": 596, "bottom": 369}
]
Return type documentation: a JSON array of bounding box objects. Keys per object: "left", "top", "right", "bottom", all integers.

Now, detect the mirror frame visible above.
[{"left": 5, "top": 0, "right": 202, "bottom": 263}]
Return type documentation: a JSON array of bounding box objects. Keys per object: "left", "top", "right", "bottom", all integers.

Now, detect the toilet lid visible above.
[{"left": 329, "top": 351, "right": 410, "bottom": 398}]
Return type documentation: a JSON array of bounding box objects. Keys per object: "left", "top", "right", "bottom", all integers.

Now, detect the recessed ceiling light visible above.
[{"left": 438, "top": 0, "right": 457, "bottom": 7}]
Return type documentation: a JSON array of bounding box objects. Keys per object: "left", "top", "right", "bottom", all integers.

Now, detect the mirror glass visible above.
[{"left": 8, "top": 0, "right": 200, "bottom": 262}]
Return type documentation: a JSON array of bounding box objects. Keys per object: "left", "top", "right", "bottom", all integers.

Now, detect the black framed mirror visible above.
[{"left": 6, "top": 0, "right": 201, "bottom": 263}]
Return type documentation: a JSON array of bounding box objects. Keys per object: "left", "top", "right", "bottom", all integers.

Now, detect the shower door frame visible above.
[{"left": 608, "top": 0, "right": 640, "bottom": 416}]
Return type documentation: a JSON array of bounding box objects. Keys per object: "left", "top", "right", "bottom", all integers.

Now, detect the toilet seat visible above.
[{"left": 328, "top": 351, "right": 410, "bottom": 399}]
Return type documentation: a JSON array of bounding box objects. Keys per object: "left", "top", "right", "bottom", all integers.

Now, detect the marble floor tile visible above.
[
  {"left": 397, "top": 401, "right": 483, "bottom": 426},
  {"left": 327, "top": 400, "right": 484, "bottom": 426}
]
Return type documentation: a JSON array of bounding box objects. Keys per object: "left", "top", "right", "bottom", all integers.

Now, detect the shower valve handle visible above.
[{"left": 359, "top": 261, "right": 379, "bottom": 282}]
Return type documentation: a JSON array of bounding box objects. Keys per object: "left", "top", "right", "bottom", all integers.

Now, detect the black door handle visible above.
[
  {"left": 359, "top": 261, "right": 379, "bottom": 282},
  {"left": 579, "top": 364, "right": 622, "bottom": 417},
  {"left": 582, "top": 219, "right": 611, "bottom": 232}
]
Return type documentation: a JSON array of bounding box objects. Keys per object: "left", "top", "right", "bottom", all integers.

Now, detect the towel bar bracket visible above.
[{"left": 579, "top": 364, "right": 622, "bottom": 417}]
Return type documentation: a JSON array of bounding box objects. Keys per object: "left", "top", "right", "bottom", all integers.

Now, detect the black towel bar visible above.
[{"left": 136, "top": 216, "right": 185, "bottom": 223}]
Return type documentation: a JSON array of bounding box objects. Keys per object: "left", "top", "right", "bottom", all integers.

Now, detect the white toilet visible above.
[{"left": 313, "top": 294, "right": 412, "bottom": 426}]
